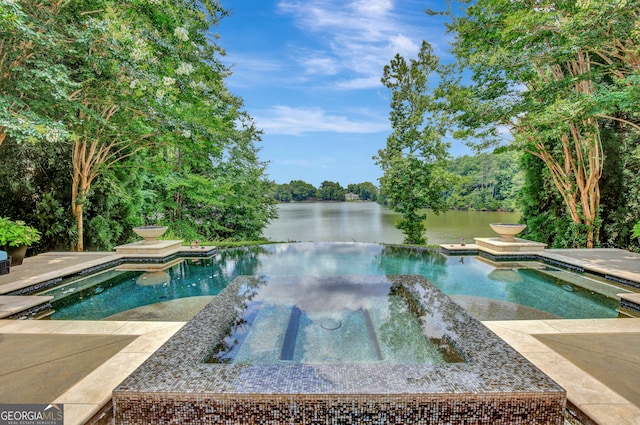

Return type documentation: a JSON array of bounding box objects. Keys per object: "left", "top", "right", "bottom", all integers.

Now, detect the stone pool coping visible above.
[{"left": 113, "top": 275, "right": 566, "bottom": 424}]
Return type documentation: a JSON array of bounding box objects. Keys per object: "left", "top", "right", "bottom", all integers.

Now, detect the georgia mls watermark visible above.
[{"left": 0, "top": 404, "right": 63, "bottom": 425}]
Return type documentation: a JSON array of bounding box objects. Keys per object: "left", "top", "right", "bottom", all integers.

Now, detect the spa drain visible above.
[{"left": 320, "top": 318, "right": 342, "bottom": 330}]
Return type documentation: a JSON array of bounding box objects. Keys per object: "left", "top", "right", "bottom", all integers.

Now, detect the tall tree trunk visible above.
[
  {"left": 71, "top": 195, "right": 84, "bottom": 252},
  {"left": 71, "top": 142, "right": 86, "bottom": 252},
  {"left": 525, "top": 52, "right": 603, "bottom": 248},
  {"left": 71, "top": 140, "right": 97, "bottom": 252},
  {"left": 69, "top": 105, "right": 120, "bottom": 251},
  {"left": 527, "top": 125, "right": 602, "bottom": 248}
]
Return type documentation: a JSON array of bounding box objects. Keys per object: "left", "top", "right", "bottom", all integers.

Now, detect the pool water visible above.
[
  {"left": 44, "top": 242, "right": 619, "bottom": 320},
  {"left": 207, "top": 276, "right": 462, "bottom": 365}
]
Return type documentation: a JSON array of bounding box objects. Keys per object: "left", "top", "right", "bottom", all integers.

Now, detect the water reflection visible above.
[
  {"left": 264, "top": 202, "right": 521, "bottom": 244},
  {"left": 49, "top": 242, "right": 618, "bottom": 321},
  {"left": 208, "top": 275, "right": 459, "bottom": 365},
  {"left": 49, "top": 246, "right": 270, "bottom": 320},
  {"left": 372, "top": 245, "right": 449, "bottom": 284}
]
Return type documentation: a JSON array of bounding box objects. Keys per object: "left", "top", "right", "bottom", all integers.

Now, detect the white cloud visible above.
[
  {"left": 389, "top": 34, "right": 420, "bottom": 57},
  {"left": 223, "top": 54, "right": 291, "bottom": 88},
  {"left": 301, "top": 55, "right": 339, "bottom": 75},
  {"left": 351, "top": 0, "right": 393, "bottom": 17},
  {"left": 253, "top": 105, "right": 389, "bottom": 135},
  {"left": 334, "top": 76, "right": 382, "bottom": 90},
  {"left": 277, "top": 0, "right": 428, "bottom": 90},
  {"left": 226, "top": 54, "right": 283, "bottom": 73},
  {"left": 288, "top": 0, "right": 397, "bottom": 38}
]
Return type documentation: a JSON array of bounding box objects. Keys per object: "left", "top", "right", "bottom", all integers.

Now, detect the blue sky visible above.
[{"left": 216, "top": 0, "right": 471, "bottom": 187}]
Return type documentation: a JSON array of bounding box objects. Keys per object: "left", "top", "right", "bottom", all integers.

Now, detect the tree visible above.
[
  {"left": 518, "top": 151, "right": 577, "bottom": 247},
  {"left": 317, "top": 181, "right": 345, "bottom": 201},
  {"left": 0, "top": 0, "right": 276, "bottom": 251},
  {"left": 65, "top": 0, "right": 237, "bottom": 250},
  {"left": 288, "top": 180, "right": 317, "bottom": 201},
  {"left": 0, "top": 0, "right": 100, "bottom": 250},
  {"left": 347, "top": 182, "right": 379, "bottom": 201},
  {"left": 445, "top": 151, "right": 524, "bottom": 211},
  {"left": 520, "top": 123, "right": 640, "bottom": 249},
  {"left": 0, "top": 0, "right": 75, "bottom": 147},
  {"left": 273, "top": 183, "right": 292, "bottom": 202},
  {"left": 375, "top": 41, "right": 452, "bottom": 245},
  {"left": 444, "top": 0, "right": 640, "bottom": 247}
]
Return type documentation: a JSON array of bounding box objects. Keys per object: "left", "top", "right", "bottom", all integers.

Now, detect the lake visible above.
[{"left": 263, "top": 202, "right": 521, "bottom": 245}]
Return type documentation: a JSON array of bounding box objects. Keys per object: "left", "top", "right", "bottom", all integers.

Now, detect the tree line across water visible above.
[{"left": 270, "top": 150, "right": 523, "bottom": 212}]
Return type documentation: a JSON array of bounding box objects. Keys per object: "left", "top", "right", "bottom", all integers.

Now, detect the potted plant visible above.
[{"left": 0, "top": 217, "right": 42, "bottom": 266}]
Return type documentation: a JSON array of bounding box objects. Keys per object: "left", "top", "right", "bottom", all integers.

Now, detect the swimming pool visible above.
[{"left": 43, "top": 242, "right": 620, "bottom": 320}]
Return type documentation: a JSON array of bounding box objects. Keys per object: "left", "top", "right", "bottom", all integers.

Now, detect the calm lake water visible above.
[{"left": 263, "top": 202, "right": 521, "bottom": 245}]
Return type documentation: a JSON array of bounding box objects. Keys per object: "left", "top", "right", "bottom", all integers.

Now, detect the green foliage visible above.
[
  {"left": 0, "top": 136, "right": 75, "bottom": 252},
  {"left": 610, "top": 126, "right": 640, "bottom": 250},
  {"left": 597, "top": 124, "right": 634, "bottom": 248},
  {"left": 517, "top": 119, "right": 640, "bottom": 250},
  {"left": 443, "top": 0, "right": 640, "bottom": 248},
  {"left": 446, "top": 151, "right": 524, "bottom": 211},
  {"left": 317, "top": 181, "right": 346, "bottom": 201},
  {"left": 34, "top": 194, "right": 76, "bottom": 252},
  {"left": 0, "top": 0, "right": 276, "bottom": 251},
  {"left": 627, "top": 137, "right": 640, "bottom": 249},
  {"left": 347, "top": 182, "right": 379, "bottom": 201},
  {"left": 0, "top": 0, "right": 75, "bottom": 145},
  {"left": 271, "top": 180, "right": 380, "bottom": 203},
  {"left": 288, "top": 180, "right": 317, "bottom": 201},
  {"left": 518, "top": 152, "right": 564, "bottom": 246},
  {"left": 518, "top": 151, "right": 598, "bottom": 249},
  {"left": 83, "top": 165, "right": 146, "bottom": 249},
  {"left": 375, "top": 41, "right": 453, "bottom": 245},
  {"left": 273, "top": 183, "right": 292, "bottom": 202},
  {"left": 0, "top": 217, "right": 41, "bottom": 248}
]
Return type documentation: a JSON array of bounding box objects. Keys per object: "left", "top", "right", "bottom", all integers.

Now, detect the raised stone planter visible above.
[
  {"left": 490, "top": 223, "right": 527, "bottom": 242},
  {"left": 133, "top": 226, "right": 169, "bottom": 245},
  {"left": 115, "top": 226, "right": 181, "bottom": 257}
]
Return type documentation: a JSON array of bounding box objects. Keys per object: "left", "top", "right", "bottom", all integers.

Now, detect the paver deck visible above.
[
  {"left": 0, "top": 320, "right": 185, "bottom": 425},
  {"left": 0, "top": 245, "right": 638, "bottom": 424},
  {"left": 485, "top": 319, "right": 640, "bottom": 425}
]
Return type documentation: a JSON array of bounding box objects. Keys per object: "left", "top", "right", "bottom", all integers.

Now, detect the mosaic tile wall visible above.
[
  {"left": 115, "top": 393, "right": 565, "bottom": 424},
  {"left": 113, "top": 275, "right": 566, "bottom": 424}
]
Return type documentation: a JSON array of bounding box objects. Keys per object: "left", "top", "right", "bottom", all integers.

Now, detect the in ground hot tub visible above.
[{"left": 113, "top": 275, "right": 566, "bottom": 424}]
